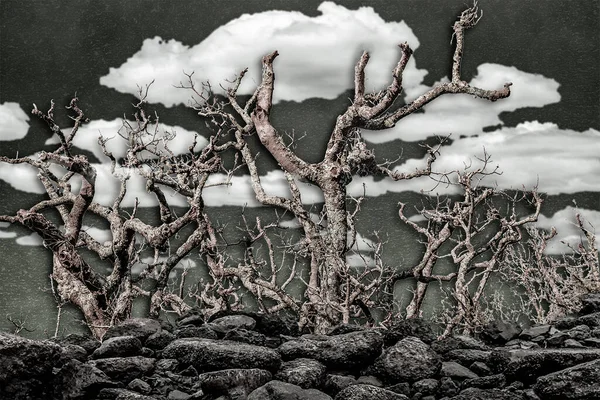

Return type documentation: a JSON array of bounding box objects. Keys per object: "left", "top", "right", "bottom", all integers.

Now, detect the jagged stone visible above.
[
  {"left": 247, "top": 380, "right": 332, "bottom": 400},
  {"left": 174, "top": 325, "right": 218, "bottom": 340},
  {"left": 334, "top": 384, "right": 409, "bottom": 400},
  {"left": 439, "top": 377, "right": 460, "bottom": 397},
  {"left": 93, "top": 336, "right": 143, "bottom": 359},
  {"left": 546, "top": 332, "right": 570, "bottom": 347},
  {"left": 163, "top": 338, "right": 281, "bottom": 372},
  {"left": 55, "top": 333, "right": 101, "bottom": 354},
  {"left": 145, "top": 330, "right": 176, "bottom": 350},
  {"left": 462, "top": 373, "right": 506, "bottom": 389},
  {"left": 489, "top": 348, "right": 600, "bottom": 383},
  {"left": 103, "top": 318, "right": 163, "bottom": 342},
  {"left": 564, "top": 339, "right": 586, "bottom": 348},
  {"left": 168, "top": 389, "right": 191, "bottom": 399},
  {"left": 383, "top": 318, "right": 437, "bottom": 345},
  {"left": 59, "top": 344, "right": 89, "bottom": 363},
  {"left": 579, "top": 292, "right": 600, "bottom": 315},
  {"left": 275, "top": 358, "right": 327, "bottom": 389},
  {"left": 413, "top": 378, "right": 439, "bottom": 395},
  {"left": 431, "top": 335, "right": 489, "bottom": 355},
  {"left": 448, "top": 387, "right": 525, "bottom": 399},
  {"left": 441, "top": 361, "right": 479, "bottom": 380},
  {"left": 519, "top": 325, "right": 552, "bottom": 340},
  {"left": 89, "top": 356, "right": 155, "bottom": 384},
  {"left": 177, "top": 314, "right": 205, "bottom": 327},
  {"left": 568, "top": 325, "right": 592, "bottom": 340},
  {"left": 0, "top": 332, "right": 62, "bottom": 400},
  {"left": 371, "top": 336, "right": 441, "bottom": 383},
  {"left": 534, "top": 358, "right": 600, "bottom": 399},
  {"left": 480, "top": 320, "right": 521, "bottom": 345},
  {"left": 469, "top": 361, "right": 492, "bottom": 376},
  {"left": 223, "top": 328, "right": 267, "bottom": 346},
  {"left": 209, "top": 315, "right": 257, "bottom": 333},
  {"left": 127, "top": 378, "right": 152, "bottom": 394},
  {"left": 323, "top": 374, "right": 358, "bottom": 396},
  {"left": 328, "top": 323, "right": 365, "bottom": 335},
  {"left": 446, "top": 349, "right": 491, "bottom": 366},
  {"left": 97, "top": 388, "right": 157, "bottom": 399},
  {"left": 386, "top": 382, "right": 411, "bottom": 397},
  {"left": 54, "top": 358, "right": 117, "bottom": 399},
  {"left": 198, "top": 368, "right": 271, "bottom": 397},
  {"left": 279, "top": 330, "right": 383, "bottom": 370}
]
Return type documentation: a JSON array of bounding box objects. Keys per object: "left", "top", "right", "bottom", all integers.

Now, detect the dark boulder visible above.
[
  {"left": 579, "top": 292, "right": 600, "bottom": 315},
  {"left": 383, "top": 318, "right": 437, "bottom": 345},
  {"left": 279, "top": 330, "right": 383, "bottom": 370},
  {"left": 534, "top": 358, "right": 600, "bottom": 399},
  {"left": 103, "top": 318, "right": 163, "bottom": 342},
  {"left": 449, "top": 387, "right": 526, "bottom": 399},
  {"left": 93, "top": 336, "right": 143, "bottom": 359},
  {"left": 371, "top": 336, "right": 441, "bottom": 383},
  {"left": 54, "top": 358, "right": 116, "bottom": 399},
  {"left": 480, "top": 320, "right": 521, "bottom": 345},
  {"left": 88, "top": 356, "right": 155, "bottom": 384},
  {"left": 275, "top": 358, "right": 327, "bottom": 389},
  {"left": 198, "top": 368, "right": 272, "bottom": 397},
  {"left": 162, "top": 338, "right": 281, "bottom": 372},
  {"left": 247, "top": 380, "right": 332, "bottom": 400},
  {"left": 334, "top": 384, "right": 409, "bottom": 400}
]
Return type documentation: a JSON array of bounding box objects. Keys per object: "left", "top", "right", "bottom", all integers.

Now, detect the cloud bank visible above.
[
  {"left": 0, "top": 102, "right": 29, "bottom": 141},
  {"left": 536, "top": 206, "right": 600, "bottom": 255},
  {"left": 100, "top": 2, "right": 425, "bottom": 105}
]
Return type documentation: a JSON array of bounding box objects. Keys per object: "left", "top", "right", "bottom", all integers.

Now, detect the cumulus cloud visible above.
[
  {"left": 45, "top": 119, "right": 206, "bottom": 162},
  {"left": 16, "top": 233, "right": 43, "bottom": 246},
  {"left": 0, "top": 229, "right": 17, "bottom": 239},
  {"left": 100, "top": 2, "right": 425, "bottom": 106},
  {"left": 535, "top": 206, "right": 600, "bottom": 255},
  {"left": 362, "top": 64, "right": 561, "bottom": 143},
  {"left": 0, "top": 102, "right": 29, "bottom": 141},
  {"left": 375, "top": 121, "right": 600, "bottom": 196}
]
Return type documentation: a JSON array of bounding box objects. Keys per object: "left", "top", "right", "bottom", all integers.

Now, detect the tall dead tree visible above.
[
  {"left": 0, "top": 3, "right": 514, "bottom": 337},
  {"left": 186, "top": 3, "right": 511, "bottom": 332}
]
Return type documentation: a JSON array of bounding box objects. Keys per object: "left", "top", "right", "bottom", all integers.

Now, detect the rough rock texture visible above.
[
  {"left": 334, "top": 384, "right": 409, "bottom": 400},
  {"left": 275, "top": 358, "right": 327, "bottom": 388},
  {"left": 534, "top": 359, "right": 600, "bottom": 399},
  {"left": 279, "top": 330, "right": 383, "bottom": 369},
  {"left": 448, "top": 387, "right": 526, "bottom": 399},
  {"left": 92, "top": 335, "right": 143, "bottom": 359},
  {"left": 371, "top": 336, "right": 442, "bottom": 383},
  {"left": 162, "top": 338, "right": 281, "bottom": 372},
  {"left": 54, "top": 359, "right": 116, "bottom": 399},
  {"left": 0, "top": 332, "right": 62, "bottom": 400},
  {"left": 198, "top": 368, "right": 272, "bottom": 397},
  {"left": 247, "top": 380, "right": 332, "bottom": 400},
  {"left": 89, "top": 356, "right": 155, "bottom": 384},
  {"left": 480, "top": 320, "right": 522, "bottom": 345},
  {"left": 103, "top": 318, "right": 163, "bottom": 342}
]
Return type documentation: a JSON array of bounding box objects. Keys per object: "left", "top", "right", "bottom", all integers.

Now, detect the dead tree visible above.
[
  {"left": 184, "top": 3, "right": 511, "bottom": 332},
  {"left": 501, "top": 214, "right": 600, "bottom": 324},
  {"left": 395, "top": 156, "right": 543, "bottom": 336},
  {"left": 0, "top": 3, "right": 513, "bottom": 337}
]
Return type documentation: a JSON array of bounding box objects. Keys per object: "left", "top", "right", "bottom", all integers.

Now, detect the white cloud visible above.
[
  {"left": 16, "top": 233, "right": 43, "bottom": 246},
  {"left": 0, "top": 229, "right": 17, "bottom": 239},
  {"left": 352, "top": 121, "right": 600, "bottom": 197},
  {"left": 45, "top": 119, "right": 207, "bottom": 162},
  {"left": 536, "top": 206, "right": 600, "bottom": 254},
  {"left": 81, "top": 225, "right": 112, "bottom": 244},
  {"left": 363, "top": 64, "right": 561, "bottom": 143},
  {"left": 0, "top": 102, "right": 29, "bottom": 141},
  {"left": 100, "top": 2, "right": 426, "bottom": 106},
  {"left": 0, "top": 163, "right": 45, "bottom": 193}
]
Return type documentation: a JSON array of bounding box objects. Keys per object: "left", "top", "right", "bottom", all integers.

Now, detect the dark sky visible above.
[{"left": 1, "top": 0, "right": 598, "bottom": 140}]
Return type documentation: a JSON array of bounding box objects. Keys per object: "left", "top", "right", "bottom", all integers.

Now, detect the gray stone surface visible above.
[{"left": 371, "top": 336, "right": 441, "bottom": 383}]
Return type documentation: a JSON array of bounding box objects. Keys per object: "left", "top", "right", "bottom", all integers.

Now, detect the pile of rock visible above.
[{"left": 2, "top": 293, "right": 600, "bottom": 399}]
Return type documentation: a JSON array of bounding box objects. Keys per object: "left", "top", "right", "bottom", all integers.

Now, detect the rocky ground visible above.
[{"left": 3, "top": 294, "right": 600, "bottom": 399}]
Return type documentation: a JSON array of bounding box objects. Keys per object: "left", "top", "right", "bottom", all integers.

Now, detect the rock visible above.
[
  {"left": 356, "top": 375, "right": 382, "bottom": 386},
  {"left": 89, "top": 356, "right": 155, "bottom": 384},
  {"left": 127, "top": 378, "right": 152, "bottom": 394},
  {"left": 334, "top": 384, "right": 409, "bottom": 400},
  {"left": 555, "top": 316, "right": 578, "bottom": 330},
  {"left": 413, "top": 378, "right": 439, "bottom": 395},
  {"left": 462, "top": 373, "right": 506, "bottom": 389},
  {"left": 54, "top": 358, "right": 116, "bottom": 399},
  {"left": 275, "top": 358, "right": 327, "bottom": 389},
  {"left": 156, "top": 358, "right": 179, "bottom": 372},
  {"left": 583, "top": 337, "right": 600, "bottom": 348},
  {"left": 546, "top": 332, "right": 570, "bottom": 347},
  {"left": 568, "top": 325, "right": 592, "bottom": 340},
  {"left": 145, "top": 330, "right": 176, "bottom": 350},
  {"left": 59, "top": 344, "right": 89, "bottom": 363},
  {"left": 432, "top": 335, "right": 489, "bottom": 355},
  {"left": 470, "top": 361, "right": 492, "bottom": 376},
  {"left": 489, "top": 348, "right": 600, "bottom": 383},
  {"left": 328, "top": 324, "right": 365, "bottom": 335},
  {"left": 576, "top": 312, "right": 600, "bottom": 328},
  {"left": 0, "top": 332, "right": 62, "bottom": 400},
  {"left": 439, "top": 377, "right": 460, "bottom": 397},
  {"left": 248, "top": 380, "right": 332, "bottom": 400},
  {"left": 198, "top": 368, "right": 271, "bottom": 397},
  {"left": 252, "top": 312, "right": 300, "bottom": 336},
  {"left": 98, "top": 388, "right": 157, "bottom": 399},
  {"left": 519, "top": 325, "right": 552, "bottom": 340},
  {"left": 383, "top": 318, "right": 437, "bottom": 345},
  {"left": 103, "top": 318, "right": 163, "bottom": 342},
  {"left": 174, "top": 325, "right": 218, "bottom": 340},
  {"left": 177, "top": 313, "right": 205, "bottom": 327},
  {"left": 163, "top": 338, "right": 281, "bottom": 372},
  {"left": 56, "top": 333, "right": 101, "bottom": 354},
  {"left": 441, "top": 361, "right": 479, "bottom": 380},
  {"left": 480, "top": 321, "right": 521, "bottom": 345},
  {"left": 579, "top": 292, "right": 600, "bottom": 315},
  {"left": 446, "top": 349, "right": 491, "bottom": 366},
  {"left": 279, "top": 330, "right": 383, "bottom": 370},
  {"left": 323, "top": 374, "right": 358, "bottom": 396},
  {"left": 534, "top": 358, "right": 600, "bottom": 399},
  {"left": 564, "top": 339, "right": 585, "bottom": 348},
  {"left": 386, "top": 382, "right": 411, "bottom": 397},
  {"left": 168, "top": 389, "right": 191, "bottom": 399},
  {"left": 209, "top": 315, "right": 257, "bottom": 333},
  {"left": 371, "top": 336, "right": 441, "bottom": 383},
  {"left": 93, "top": 336, "right": 143, "bottom": 359},
  {"left": 449, "top": 387, "right": 525, "bottom": 400},
  {"left": 223, "top": 328, "right": 267, "bottom": 346}
]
